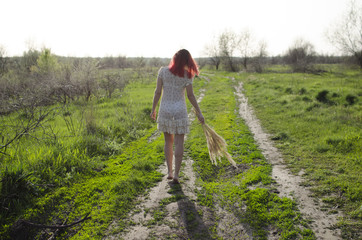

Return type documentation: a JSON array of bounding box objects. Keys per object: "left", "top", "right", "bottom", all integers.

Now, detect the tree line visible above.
[
  {"left": 202, "top": 0, "right": 362, "bottom": 72},
  {"left": 0, "top": 48, "right": 169, "bottom": 114},
  {"left": 0, "top": 48, "right": 170, "bottom": 155}
]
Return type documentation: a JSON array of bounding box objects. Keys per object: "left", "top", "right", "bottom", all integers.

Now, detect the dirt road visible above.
[
  {"left": 105, "top": 77, "right": 341, "bottom": 240},
  {"left": 234, "top": 81, "right": 341, "bottom": 240}
]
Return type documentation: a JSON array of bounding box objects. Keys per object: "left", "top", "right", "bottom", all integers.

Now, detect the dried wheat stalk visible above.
[{"left": 193, "top": 109, "right": 237, "bottom": 168}]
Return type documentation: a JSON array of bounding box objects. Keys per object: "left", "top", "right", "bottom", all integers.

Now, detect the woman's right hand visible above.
[{"left": 197, "top": 113, "right": 205, "bottom": 124}]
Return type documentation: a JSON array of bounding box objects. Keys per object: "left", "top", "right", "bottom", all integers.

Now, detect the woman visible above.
[{"left": 150, "top": 49, "right": 204, "bottom": 184}]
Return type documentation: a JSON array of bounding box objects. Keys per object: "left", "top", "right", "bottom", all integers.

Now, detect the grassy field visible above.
[
  {"left": 0, "top": 65, "right": 360, "bottom": 239},
  {"left": 234, "top": 65, "right": 361, "bottom": 238},
  {"left": 0, "top": 71, "right": 166, "bottom": 238},
  {"left": 186, "top": 73, "right": 315, "bottom": 239}
]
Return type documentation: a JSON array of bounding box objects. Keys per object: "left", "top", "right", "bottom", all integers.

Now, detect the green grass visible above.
[
  {"left": 23, "top": 130, "right": 165, "bottom": 239},
  {"left": 1, "top": 65, "right": 360, "bottom": 239},
  {"left": 236, "top": 65, "right": 361, "bottom": 238},
  {"left": 186, "top": 72, "right": 314, "bottom": 239},
  {"left": 0, "top": 70, "right": 165, "bottom": 238}
]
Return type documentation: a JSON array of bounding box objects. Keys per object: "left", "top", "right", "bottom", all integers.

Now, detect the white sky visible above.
[{"left": 1, "top": 0, "right": 357, "bottom": 58}]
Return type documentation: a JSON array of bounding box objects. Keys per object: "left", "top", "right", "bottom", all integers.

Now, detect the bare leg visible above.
[
  {"left": 173, "top": 134, "right": 185, "bottom": 181},
  {"left": 164, "top": 132, "right": 174, "bottom": 179}
]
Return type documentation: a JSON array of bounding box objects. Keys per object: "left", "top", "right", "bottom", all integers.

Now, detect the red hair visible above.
[{"left": 168, "top": 49, "right": 199, "bottom": 78}]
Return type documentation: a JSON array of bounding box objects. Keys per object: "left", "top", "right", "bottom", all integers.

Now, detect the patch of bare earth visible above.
[
  {"left": 234, "top": 81, "right": 342, "bottom": 240},
  {"left": 104, "top": 87, "right": 252, "bottom": 240}
]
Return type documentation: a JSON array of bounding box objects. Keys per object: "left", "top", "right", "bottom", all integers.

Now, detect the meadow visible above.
[
  {"left": 237, "top": 65, "right": 361, "bottom": 238},
  {"left": 0, "top": 70, "right": 167, "bottom": 238},
  {"left": 186, "top": 73, "right": 315, "bottom": 239},
  {"left": 0, "top": 64, "right": 361, "bottom": 239}
]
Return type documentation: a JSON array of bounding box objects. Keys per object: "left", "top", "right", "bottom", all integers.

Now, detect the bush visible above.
[
  {"left": 271, "top": 132, "right": 289, "bottom": 141},
  {"left": 302, "top": 96, "right": 312, "bottom": 102},
  {"left": 299, "top": 88, "right": 307, "bottom": 95},
  {"left": 285, "top": 87, "right": 293, "bottom": 94},
  {"left": 346, "top": 94, "right": 358, "bottom": 105},
  {"left": 316, "top": 90, "right": 329, "bottom": 103}
]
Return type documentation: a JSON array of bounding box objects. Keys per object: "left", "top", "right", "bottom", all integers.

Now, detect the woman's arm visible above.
[
  {"left": 150, "top": 74, "right": 163, "bottom": 120},
  {"left": 186, "top": 84, "right": 205, "bottom": 124}
]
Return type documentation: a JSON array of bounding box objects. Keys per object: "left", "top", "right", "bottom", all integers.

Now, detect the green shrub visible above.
[
  {"left": 299, "top": 87, "right": 307, "bottom": 95},
  {"left": 285, "top": 87, "right": 293, "bottom": 94},
  {"left": 346, "top": 94, "right": 358, "bottom": 105},
  {"left": 316, "top": 90, "right": 329, "bottom": 103},
  {"left": 271, "top": 132, "right": 289, "bottom": 141},
  {"left": 302, "top": 96, "right": 312, "bottom": 102}
]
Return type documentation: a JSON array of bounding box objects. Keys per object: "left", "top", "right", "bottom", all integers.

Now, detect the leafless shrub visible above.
[
  {"left": 203, "top": 36, "right": 222, "bottom": 70},
  {"left": 0, "top": 105, "right": 57, "bottom": 155},
  {"left": 219, "top": 30, "right": 239, "bottom": 72},
  {"left": 285, "top": 38, "right": 316, "bottom": 72},
  {"left": 326, "top": 0, "right": 362, "bottom": 68},
  {"left": 0, "top": 45, "right": 8, "bottom": 76},
  {"left": 251, "top": 40, "right": 268, "bottom": 73},
  {"left": 71, "top": 58, "right": 99, "bottom": 101},
  {"left": 99, "top": 72, "right": 129, "bottom": 98},
  {"left": 238, "top": 29, "right": 255, "bottom": 70}
]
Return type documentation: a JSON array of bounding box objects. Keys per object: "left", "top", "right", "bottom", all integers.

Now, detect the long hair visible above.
[{"left": 168, "top": 49, "right": 199, "bottom": 78}]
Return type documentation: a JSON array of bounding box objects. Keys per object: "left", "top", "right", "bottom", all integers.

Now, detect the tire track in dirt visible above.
[
  {"left": 234, "top": 81, "right": 342, "bottom": 240},
  {"left": 104, "top": 83, "right": 252, "bottom": 240}
]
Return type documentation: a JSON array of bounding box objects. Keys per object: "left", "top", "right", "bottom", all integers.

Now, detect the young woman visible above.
[{"left": 150, "top": 49, "right": 204, "bottom": 184}]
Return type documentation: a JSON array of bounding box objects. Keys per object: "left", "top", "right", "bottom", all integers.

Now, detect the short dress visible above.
[{"left": 157, "top": 67, "right": 193, "bottom": 134}]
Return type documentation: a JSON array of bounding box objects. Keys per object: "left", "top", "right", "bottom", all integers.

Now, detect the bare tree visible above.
[
  {"left": 204, "top": 36, "right": 221, "bottom": 70},
  {"left": 148, "top": 57, "right": 163, "bottom": 69},
  {"left": 116, "top": 55, "right": 128, "bottom": 69},
  {"left": 134, "top": 57, "right": 146, "bottom": 78},
  {"left": 0, "top": 45, "right": 8, "bottom": 75},
  {"left": 285, "top": 38, "right": 316, "bottom": 72},
  {"left": 99, "top": 72, "right": 127, "bottom": 98},
  {"left": 238, "top": 29, "right": 255, "bottom": 70},
  {"left": 100, "top": 56, "right": 116, "bottom": 69},
  {"left": 72, "top": 58, "right": 99, "bottom": 101},
  {"left": 252, "top": 40, "right": 268, "bottom": 73},
  {"left": 219, "top": 30, "right": 238, "bottom": 71},
  {"left": 51, "top": 61, "right": 77, "bottom": 104},
  {"left": 327, "top": 0, "right": 362, "bottom": 68}
]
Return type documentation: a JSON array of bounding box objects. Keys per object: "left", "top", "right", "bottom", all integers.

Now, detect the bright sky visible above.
[{"left": 1, "top": 0, "right": 356, "bottom": 58}]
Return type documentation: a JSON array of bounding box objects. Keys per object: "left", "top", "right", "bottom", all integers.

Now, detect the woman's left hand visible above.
[{"left": 150, "top": 111, "right": 156, "bottom": 120}]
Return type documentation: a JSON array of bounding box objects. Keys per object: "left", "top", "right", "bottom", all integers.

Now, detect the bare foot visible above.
[{"left": 170, "top": 179, "right": 179, "bottom": 184}]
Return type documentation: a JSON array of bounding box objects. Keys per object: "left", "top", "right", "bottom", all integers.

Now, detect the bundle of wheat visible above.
[
  {"left": 193, "top": 108, "right": 237, "bottom": 167},
  {"left": 201, "top": 122, "right": 237, "bottom": 168}
]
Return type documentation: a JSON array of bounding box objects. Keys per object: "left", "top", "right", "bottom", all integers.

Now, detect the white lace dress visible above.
[{"left": 157, "top": 67, "right": 193, "bottom": 134}]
